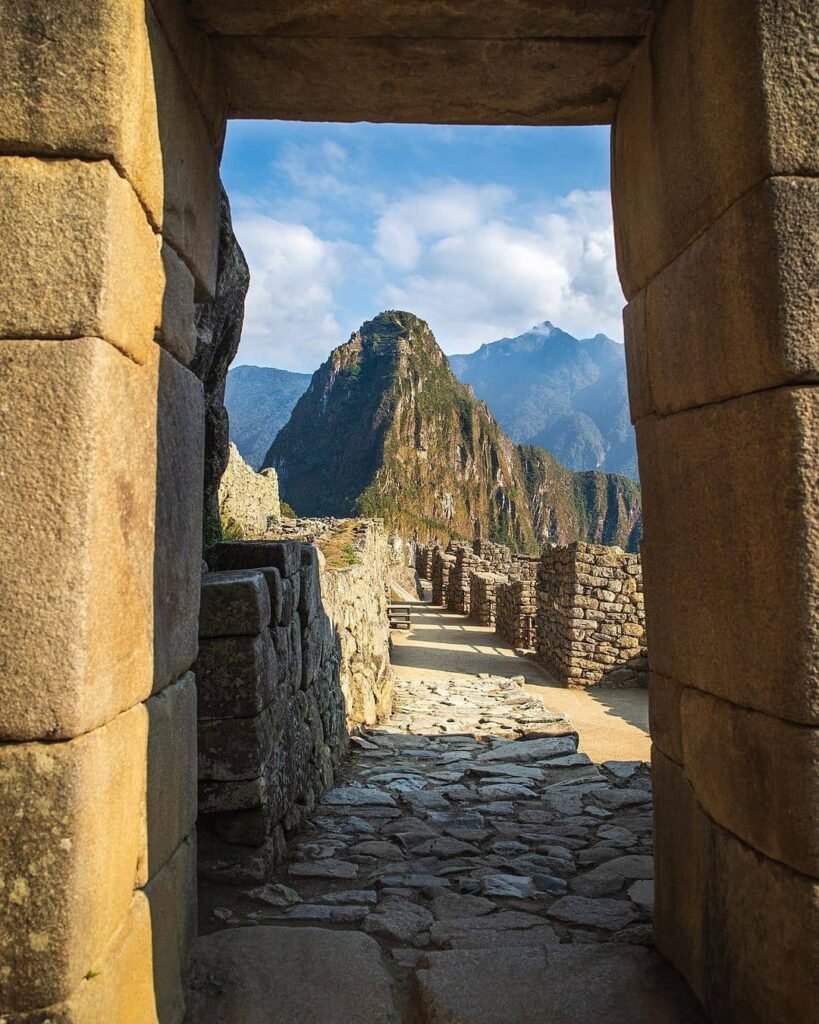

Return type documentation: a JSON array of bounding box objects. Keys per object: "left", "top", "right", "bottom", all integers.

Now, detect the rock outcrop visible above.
[
  {"left": 218, "top": 442, "right": 281, "bottom": 538},
  {"left": 265, "top": 311, "right": 642, "bottom": 552},
  {"left": 191, "top": 185, "right": 251, "bottom": 536}
]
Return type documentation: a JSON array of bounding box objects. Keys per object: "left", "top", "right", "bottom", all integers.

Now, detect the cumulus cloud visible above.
[
  {"left": 374, "top": 183, "right": 514, "bottom": 271},
  {"left": 381, "top": 188, "right": 624, "bottom": 350},
  {"left": 230, "top": 179, "right": 624, "bottom": 370},
  {"left": 232, "top": 213, "right": 354, "bottom": 369}
]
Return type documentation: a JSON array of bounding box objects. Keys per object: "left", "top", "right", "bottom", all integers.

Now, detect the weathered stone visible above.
[
  {"left": 681, "top": 688, "right": 819, "bottom": 877},
  {"left": 417, "top": 946, "right": 706, "bottom": 1023},
  {"left": 288, "top": 859, "right": 359, "bottom": 880},
  {"left": 612, "top": 0, "right": 819, "bottom": 299},
  {"left": 637, "top": 386, "right": 819, "bottom": 724},
  {"left": 430, "top": 894, "right": 496, "bottom": 920},
  {"left": 476, "top": 736, "right": 577, "bottom": 764},
  {"left": 208, "top": 540, "right": 303, "bottom": 579},
  {"left": 185, "top": 927, "right": 399, "bottom": 1023},
  {"left": 195, "top": 631, "right": 277, "bottom": 719},
  {"left": 571, "top": 856, "right": 654, "bottom": 899},
  {"left": 649, "top": 672, "right": 685, "bottom": 765},
  {"left": 299, "top": 544, "right": 323, "bottom": 623},
  {"left": 143, "top": 833, "right": 198, "bottom": 1024},
  {"left": 153, "top": 350, "right": 205, "bottom": 692},
  {"left": 0, "top": 339, "right": 159, "bottom": 740},
  {"left": 0, "top": 158, "right": 162, "bottom": 363},
  {"left": 364, "top": 898, "right": 434, "bottom": 943},
  {"left": 323, "top": 787, "right": 397, "bottom": 807},
  {"left": 218, "top": 443, "right": 281, "bottom": 537},
  {"left": 548, "top": 895, "right": 638, "bottom": 931},
  {"left": 160, "top": 241, "right": 197, "bottom": 366},
  {"left": 192, "top": 185, "right": 250, "bottom": 527},
  {"left": 146, "top": 673, "right": 198, "bottom": 876},
  {"left": 0, "top": 705, "right": 147, "bottom": 1009},
  {"left": 198, "top": 706, "right": 278, "bottom": 781},
  {"left": 199, "top": 570, "right": 272, "bottom": 637},
  {"left": 625, "top": 177, "right": 819, "bottom": 420}
]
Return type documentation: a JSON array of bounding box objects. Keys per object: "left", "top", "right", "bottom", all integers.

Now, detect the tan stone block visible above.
[
  {"left": 8, "top": 893, "right": 160, "bottom": 1024},
  {"left": 626, "top": 177, "right": 819, "bottom": 419},
  {"left": 651, "top": 748, "right": 711, "bottom": 1006},
  {"left": 152, "top": 350, "right": 205, "bottom": 691},
  {"left": 613, "top": 0, "right": 819, "bottom": 297},
  {"left": 145, "top": 675, "right": 198, "bottom": 879},
  {"left": 0, "top": 338, "right": 159, "bottom": 741},
  {"left": 637, "top": 386, "right": 819, "bottom": 724},
  {"left": 148, "top": 5, "right": 221, "bottom": 297},
  {"left": 188, "top": 0, "right": 655, "bottom": 38},
  {"left": 160, "top": 243, "right": 197, "bottom": 366},
  {"left": 648, "top": 673, "right": 684, "bottom": 764},
  {"left": 681, "top": 689, "right": 819, "bottom": 877},
  {"left": 0, "top": 705, "right": 147, "bottom": 1010},
  {"left": 144, "top": 834, "right": 198, "bottom": 1024},
  {"left": 216, "top": 35, "right": 641, "bottom": 125},
  {"left": 0, "top": 0, "right": 164, "bottom": 225},
  {"left": 0, "top": 157, "right": 162, "bottom": 363},
  {"left": 708, "top": 825, "right": 819, "bottom": 1024}
]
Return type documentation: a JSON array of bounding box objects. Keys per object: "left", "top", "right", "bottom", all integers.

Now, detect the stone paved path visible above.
[{"left": 190, "top": 605, "right": 706, "bottom": 1022}]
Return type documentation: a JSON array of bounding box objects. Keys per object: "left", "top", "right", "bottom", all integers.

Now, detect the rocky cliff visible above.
[
  {"left": 449, "top": 322, "right": 638, "bottom": 479},
  {"left": 265, "top": 312, "right": 642, "bottom": 552},
  {"left": 225, "top": 365, "right": 311, "bottom": 469}
]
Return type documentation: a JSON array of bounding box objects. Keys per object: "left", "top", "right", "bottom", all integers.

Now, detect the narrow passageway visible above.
[{"left": 190, "top": 599, "right": 702, "bottom": 1023}]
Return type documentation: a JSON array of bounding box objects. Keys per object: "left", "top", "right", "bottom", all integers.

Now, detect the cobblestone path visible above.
[
  {"left": 191, "top": 670, "right": 706, "bottom": 1022},
  {"left": 247, "top": 674, "right": 655, "bottom": 952}
]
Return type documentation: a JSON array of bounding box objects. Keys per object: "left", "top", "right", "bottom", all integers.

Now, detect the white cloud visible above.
[
  {"left": 381, "top": 187, "right": 624, "bottom": 350},
  {"left": 229, "top": 181, "right": 624, "bottom": 371},
  {"left": 374, "top": 183, "right": 514, "bottom": 271},
  {"left": 232, "top": 213, "right": 354, "bottom": 370}
]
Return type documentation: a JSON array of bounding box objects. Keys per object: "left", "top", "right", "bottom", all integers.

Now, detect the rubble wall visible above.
[{"left": 535, "top": 542, "right": 647, "bottom": 687}]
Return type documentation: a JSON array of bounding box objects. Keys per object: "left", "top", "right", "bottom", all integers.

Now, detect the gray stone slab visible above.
[
  {"left": 185, "top": 927, "right": 400, "bottom": 1023},
  {"left": 199, "top": 570, "right": 271, "bottom": 637},
  {"left": 415, "top": 946, "right": 706, "bottom": 1023},
  {"left": 475, "top": 735, "right": 578, "bottom": 763}
]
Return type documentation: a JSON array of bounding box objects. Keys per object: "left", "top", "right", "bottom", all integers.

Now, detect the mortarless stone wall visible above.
[
  {"left": 196, "top": 530, "right": 393, "bottom": 883},
  {"left": 447, "top": 545, "right": 484, "bottom": 614},
  {"left": 218, "top": 441, "right": 280, "bottom": 537},
  {"left": 431, "top": 547, "right": 456, "bottom": 607},
  {"left": 469, "top": 571, "right": 507, "bottom": 627},
  {"left": 496, "top": 578, "right": 537, "bottom": 650},
  {"left": 415, "top": 544, "right": 434, "bottom": 580},
  {"left": 535, "top": 542, "right": 646, "bottom": 688},
  {"left": 320, "top": 521, "right": 393, "bottom": 727}
]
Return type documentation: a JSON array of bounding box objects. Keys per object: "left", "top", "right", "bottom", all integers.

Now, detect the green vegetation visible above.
[
  {"left": 266, "top": 310, "right": 642, "bottom": 552},
  {"left": 280, "top": 500, "right": 297, "bottom": 518}
]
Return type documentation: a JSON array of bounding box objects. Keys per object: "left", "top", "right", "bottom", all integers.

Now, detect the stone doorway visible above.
[{"left": 1, "top": 2, "right": 816, "bottom": 1022}]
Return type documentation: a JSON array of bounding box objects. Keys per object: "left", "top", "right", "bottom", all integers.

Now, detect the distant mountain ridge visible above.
[
  {"left": 449, "top": 322, "right": 637, "bottom": 479},
  {"left": 225, "top": 365, "right": 311, "bottom": 469},
  {"left": 264, "top": 311, "right": 641, "bottom": 552}
]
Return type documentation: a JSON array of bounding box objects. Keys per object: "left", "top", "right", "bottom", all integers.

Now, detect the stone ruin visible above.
[
  {"left": 195, "top": 527, "right": 393, "bottom": 883},
  {"left": 2, "top": 2, "right": 816, "bottom": 1021},
  {"left": 217, "top": 441, "right": 281, "bottom": 538},
  {"left": 496, "top": 556, "right": 540, "bottom": 650},
  {"left": 535, "top": 543, "right": 647, "bottom": 688}
]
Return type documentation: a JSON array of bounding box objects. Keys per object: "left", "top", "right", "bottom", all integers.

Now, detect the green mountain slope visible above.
[
  {"left": 225, "top": 365, "right": 311, "bottom": 469},
  {"left": 449, "top": 322, "right": 638, "bottom": 479},
  {"left": 265, "top": 312, "right": 642, "bottom": 552}
]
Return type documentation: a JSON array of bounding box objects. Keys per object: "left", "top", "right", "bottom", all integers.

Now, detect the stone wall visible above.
[
  {"left": 431, "top": 547, "right": 456, "bottom": 607},
  {"left": 447, "top": 545, "right": 484, "bottom": 615},
  {"left": 496, "top": 578, "right": 537, "bottom": 650},
  {"left": 469, "top": 570, "right": 507, "bottom": 627},
  {"left": 320, "top": 521, "right": 393, "bottom": 727},
  {"left": 218, "top": 441, "right": 280, "bottom": 537},
  {"left": 197, "top": 541, "right": 343, "bottom": 882},
  {"left": 197, "top": 530, "right": 393, "bottom": 883},
  {"left": 472, "top": 538, "right": 514, "bottom": 574},
  {"left": 415, "top": 543, "right": 434, "bottom": 580},
  {"left": 535, "top": 543, "right": 646, "bottom": 687}
]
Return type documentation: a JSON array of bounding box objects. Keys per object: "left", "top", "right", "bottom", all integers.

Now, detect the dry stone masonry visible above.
[
  {"left": 319, "top": 521, "right": 394, "bottom": 728},
  {"left": 497, "top": 577, "right": 538, "bottom": 651},
  {"left": 218, "top": 441, "right": 281, "bottom": 538},
  {"left": 468, "top": 571, "right": 507, "bottom": 627},
  {"left": 536, "top": 543, "right": 647, "bottom": 688},
  {"left": 431, "top": 548, "right": 456, "bottom": 607},
  {"left": 196, "top": 528, "right": 394, "bottom": 883},
  {"left": 197, "top": 541, "right": 344, "bottom": 883}
]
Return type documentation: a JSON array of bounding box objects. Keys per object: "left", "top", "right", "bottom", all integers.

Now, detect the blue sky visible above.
[{"left": 221, "top": 122, "right": 623, "bottom": 372}]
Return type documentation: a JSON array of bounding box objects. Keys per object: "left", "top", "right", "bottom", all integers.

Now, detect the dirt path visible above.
[{"left": 391, "top": 598, "right": 650, "bottom": 763}]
